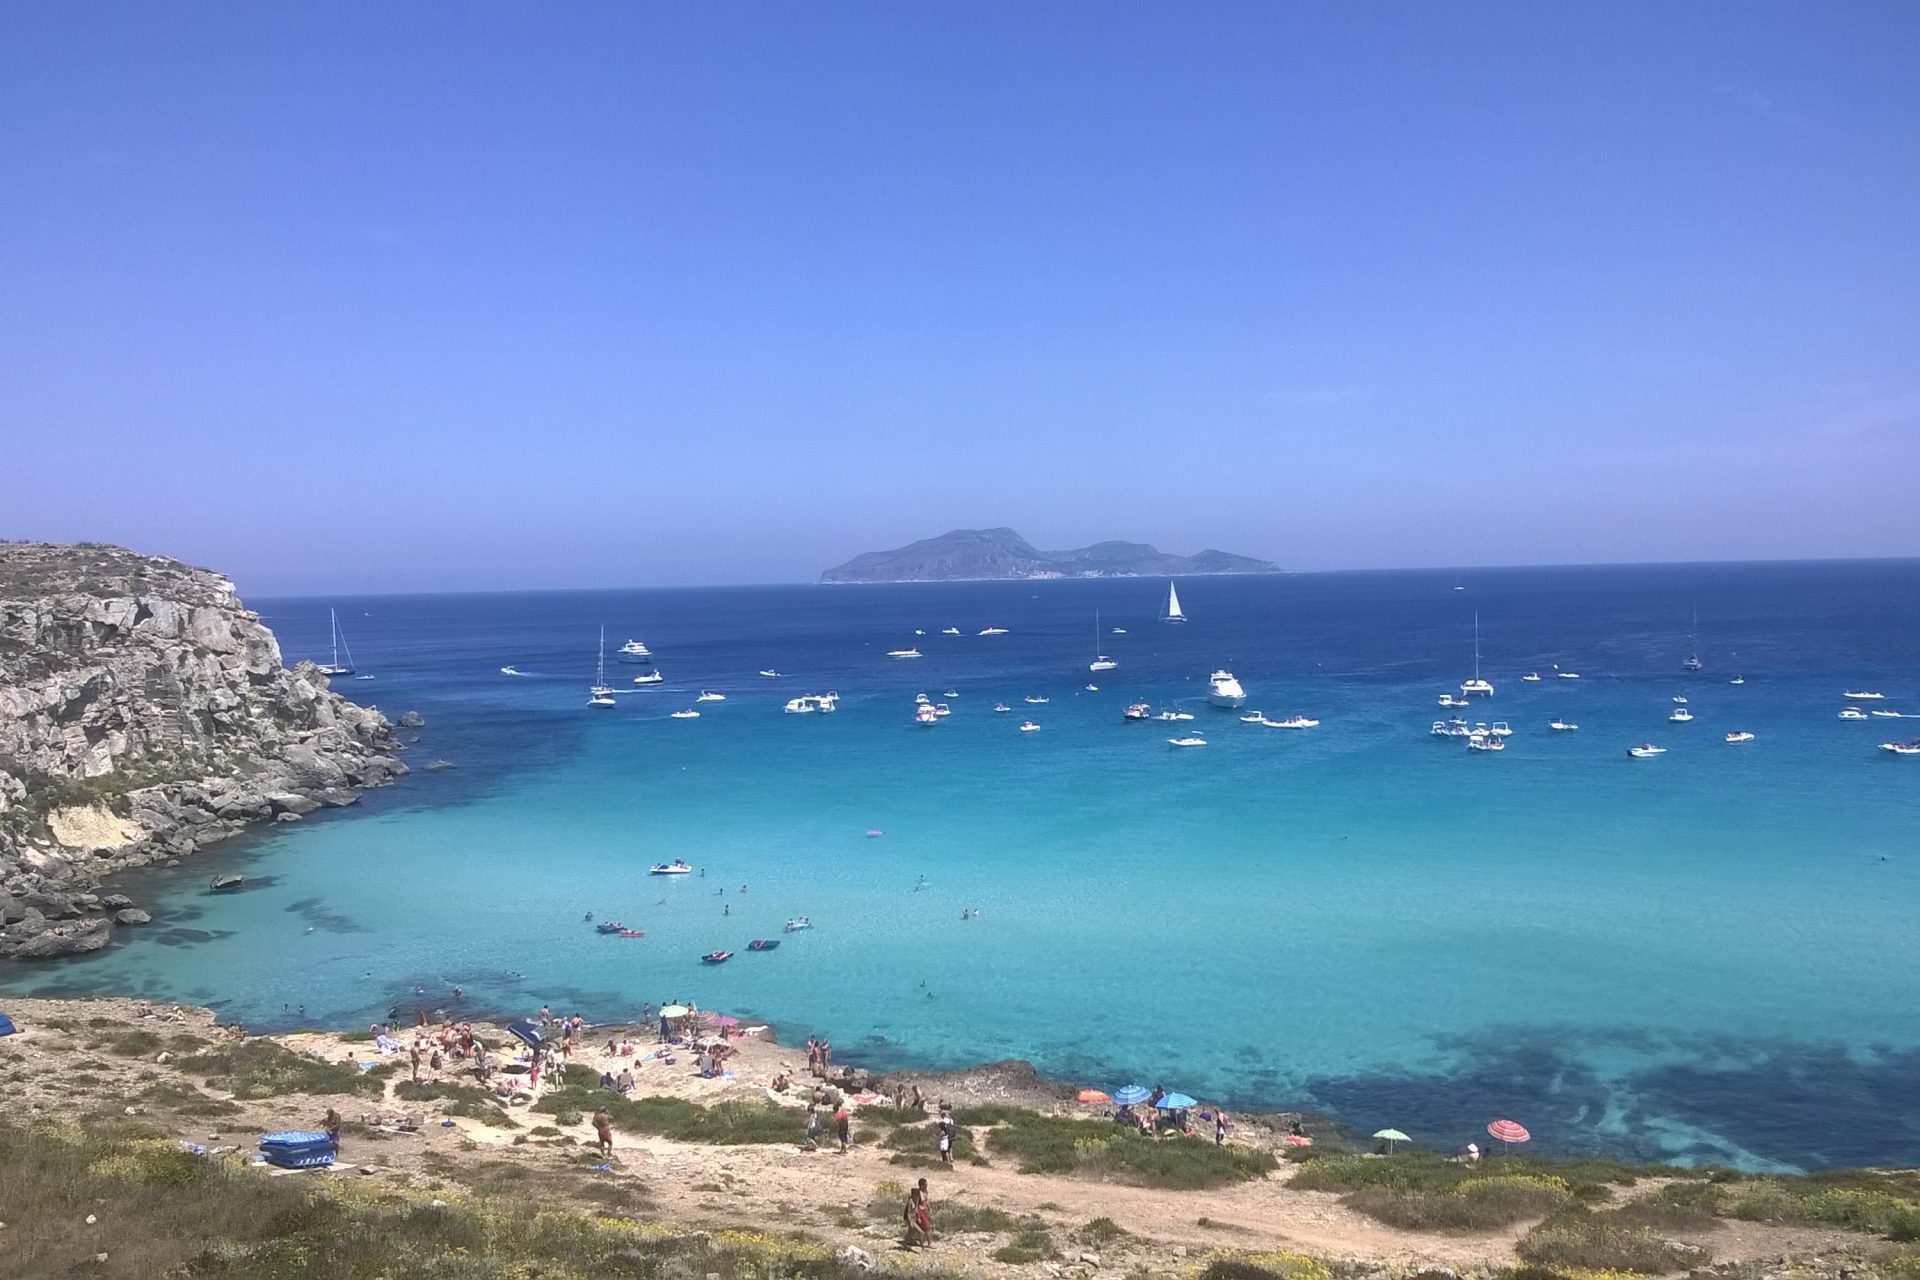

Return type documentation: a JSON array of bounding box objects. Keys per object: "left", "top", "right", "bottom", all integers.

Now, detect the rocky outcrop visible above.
[{"left": 0, "top": 541, "right": 409, "bottom": 960}]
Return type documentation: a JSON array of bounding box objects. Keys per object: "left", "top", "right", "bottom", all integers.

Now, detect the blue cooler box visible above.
[{"left": 259, "top": 1129, "right": 336, "bottom": 1169}]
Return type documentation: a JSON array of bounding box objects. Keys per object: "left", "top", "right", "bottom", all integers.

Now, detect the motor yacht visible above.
[
  {"left": 1208, "top": 670, "right": 1247, "bottom": 709},
  {"left": 616, "top": 639, "right": 653, "bottom": 663},
  {"left": 914, "top": 704, "right": 938, "bottom": 725},
  {"left": 1124, "top": 703, "right": 1151, "bottom": 720},
  {"left": 887, "top": 648, "right": 922, "bottom": 659},
  {"left": 1168, "top": 735, "right": 1207, "bottom": 747},
  {"left": 784, "top": 693, "right": 839, "bottom": 714},
  {"left": 1627, "top": 743, "right": 1666, "bottom": 758},
  {"left": 1725, "top": 731, "right": 1755, "bottom": 743}
]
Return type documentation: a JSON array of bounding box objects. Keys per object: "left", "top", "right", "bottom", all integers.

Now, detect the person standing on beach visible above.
[
  {"left": 322, "top": 1106, "right": 342, "bottom": 1154},
  {"left": 905, "top": 1178, "right": 933, "bottom": 1247},
  {"left": 802, "top": 1103, "right": 820, "bottom": 1151},
  {"left": 409, "top": 1042, "right": 422, "bottom": 1084},
  {"left": 593, "top": 1106, "right": 613, "bottom": 1157},
  {"left": 1215, "top": 1110, "right": 1228, "bottom": 1145},
  {"left": 834, "top": 1105, "right": 851, "bottom": 1153}
]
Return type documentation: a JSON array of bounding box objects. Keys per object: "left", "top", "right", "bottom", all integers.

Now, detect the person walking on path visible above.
[
  {"left": 593, "top": 1106, "right": 614, "bottom": 1158},
  {"left": 802, "top": 1103, "right": 821, "bottom": 1151},
  {"left": 834, "top": 1105, "right": 852, "bottom": 1154},
  {"left": 905, "top": 1178, "right": 933, "bottom": 1247}
]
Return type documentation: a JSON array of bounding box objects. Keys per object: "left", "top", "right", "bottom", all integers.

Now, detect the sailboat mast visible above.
[
  {"left": 1473, "top": 611, "right": 1481, "bottom": 680},
  {"left": 330, "top": 608, "right": 340, "bottom": 669}
]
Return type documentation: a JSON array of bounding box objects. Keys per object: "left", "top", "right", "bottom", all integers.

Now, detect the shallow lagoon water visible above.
[{"left": 9, "top": 562, "right": 1920, "bottom": 1169}]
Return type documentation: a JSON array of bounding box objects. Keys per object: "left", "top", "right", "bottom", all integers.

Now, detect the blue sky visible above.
[{"left": 4, "top": 3, "right": 1916, "bottom": 594}]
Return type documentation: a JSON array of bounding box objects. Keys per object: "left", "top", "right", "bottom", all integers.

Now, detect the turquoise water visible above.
[{"left": 8, "top": 563, "right": 1920, "bottom": 1169}]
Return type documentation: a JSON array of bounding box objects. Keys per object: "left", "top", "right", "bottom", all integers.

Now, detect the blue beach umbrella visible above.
[
  {"left": 1111, "top": 1084, "right": 1150, "bottom": 1105},
  {"left": 1155, "top": 1092, "right": 1198, "bottom": 1110}
]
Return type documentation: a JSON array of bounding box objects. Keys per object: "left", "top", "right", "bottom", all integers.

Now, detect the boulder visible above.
[
  {"left": 265, "top": 792, "right": 322, "bottom": 816},
  {"left": 397, "top": 711, "right": 425, "bottom": 728},
  {"left": 8, "top": 917, "right": 112, "bottom": 958},
  {"left": 114, "top": 909, "right": 152, "bottom": 925},
  {"left": 100, "top": 894, "right": 134, "bottom": 910}
]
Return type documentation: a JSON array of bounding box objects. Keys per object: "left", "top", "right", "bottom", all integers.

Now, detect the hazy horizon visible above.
[{"left": 7, "top": 3, "right": 1917, "bottom": 596}]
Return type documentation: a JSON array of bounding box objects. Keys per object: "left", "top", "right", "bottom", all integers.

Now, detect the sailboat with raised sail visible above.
[
  {"left": 316, "top": 608, "right": 356, "bottom": 677},
  {"left": 1162, "top": 581, "right": 1187, "bottom": 625},
  {"left": 1683, "top": 606, "right": 1703, "bottom": 672},
  {"left": 1460, "top": 612, "right": 1494, "bottom": 698},
  {"left": 588, "top": 628, "right": 616, "bottom": 708},
  {"left": 1090, "top": 610, "right": 1117, "bottom": 672}
]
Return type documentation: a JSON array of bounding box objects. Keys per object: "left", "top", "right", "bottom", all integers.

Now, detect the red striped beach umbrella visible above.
[{"left": 1487, "top": 1119, "right": 1530, "bottom": 1150}]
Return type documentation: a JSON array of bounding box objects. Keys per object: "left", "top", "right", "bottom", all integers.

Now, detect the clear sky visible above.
[{"left": 4, "top": 3, "right": 1916, "bottom": 594}]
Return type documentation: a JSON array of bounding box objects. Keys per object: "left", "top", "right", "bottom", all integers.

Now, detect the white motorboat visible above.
[
  {"left": 670, "top": 709, "right": 699, "bottom": 719},
  {"left": 1673, "top": 695, "right": 1688, "bottom": 704},
  {"left": 1725, "top": 731, "right": 1755, "bottom": 743},
  {"left": 1124, "top": 703, "right": 1151, "bottom": 720},
  {"left": 1522, "top": 672, "right": 1541, "bottom": 682},
  {"left": 616, "top": 639, "right": 652, "bottom": 662},
  {"left": 994, "top": 703, "right": 1013, "bottom": 713},
  {"left": 941, "top": 627, "right": 961, "bottom": 636},
  {"left": 1157, "top": 709, "right": 1195, "bottom": 722},
  {"left": 1084, "top": 683, "right": 1099, "bottom": 692},
  {"left": 1730, "top": 675, "right": 1745, "bottom": 685},
  {"left": 1208, "top": 670, "right": 1246, "bottom": 709},
  {"left": 783, "top": 917, "right": 814, "bottom": 932},
  {"left": 784, "top": 693, "right": 839, "bottom": 714},
  {"left": 697, "top": 691, "right": 726, "bottom": 702},
  {"left": 1548, "top": 718, "right": 1578, "bottom": 731},
  {"left": 1489, "top": 721, "right": 1512, "bottom": 736},
  {"left": 1460, "top": 612, "right": 1494, "bottom": 697},
  {"left": 933, "top": 703, "right": 952, "bottom": 717},
  {"left": 1240, "top": 712, "right": 1266, "bottom": 724},
  {"left": 1268, "top": 715, "right": 1319, "bottom": 729},
  {"left": 914, "top": 629, "right": 925, "bottom": 635},
  {"left": 1870, "top": 709, "right": 1903, "bottom": 718},
  {"left": 1669, "top": 708, "right": 1694, "bottom": 723},
  {"left": 589, "top": 628, "right": 616, "bottom": 708},
  {"left": 915, "top": 692, "right": 930, "bottom": 704},
  {"left": 1111, "top": 627, "right": 1127, "bottom": 634},
  {"left": 316, "top": 607, "right": 357, "bottom": 677},
  {"left": 759, "top": 669, "right": 782, "bottom": 678},
  {"left": 944, "top": 689, "right": 958, "bottom": 698},
  {"left": 1025, "top": 696, "right": 1049, "bottom": 705},
  {"left": 1432, "top": 717, "right": 1471, "bottom": 737},
  {"left": 1627, "top": 743, "right": 1666, "bottom": 758},
  {"left": 1557, "top": 671, "right": 1582, "bottom": 680},
  {"left": 1020, "top": 720, "right": 1041, "bottom": 733},
  {"left": 1466, "top": 731, "right": 1505, "bottom": 752},
  {"left": 500, "top": 665, "right": 521, "bottom": 676},
  {"left": 1844, "top": 690, "right": 1886, "bottom": 700},
  {"left": 887, "top": 648, "right": 922, "bottom": 659},
  {"left": 1839, "top": 708, "right": 1869, "bottom": 721},
  {"left": 1881, "top": 740, "right": 1920, "bottom": 755},
  {"left": 1438, "top": 693, "right": 1470, "bottom": 708},
  {"left": 914, "top": 703, "right": 939, "bottom": 725},
  {"left": 1162, "top": 581, "right": 1187, "bottom": 624},
  {"left": 1167, "top": 735, "right": 1206, "bottom": 747},
  {"left": 631, "top": 670, "right": 664, "bottom": 686},
  {"left": 650, "top": 860, "right": 693, "bottom": 875},
  {"left": 977, "top": 627, "right": 1008, "bottom": 636}
]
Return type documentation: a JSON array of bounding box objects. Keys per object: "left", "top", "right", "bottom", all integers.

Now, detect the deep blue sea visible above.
[{"left": 8, "top": 563, "right": 1920, "bottom": 1170}]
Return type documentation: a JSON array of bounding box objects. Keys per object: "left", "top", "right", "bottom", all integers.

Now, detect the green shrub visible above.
[
  {"left": 992, "top": 1228, "right": 1056, "bottom": 1263},
  {"left": 982, "top": 1112, "right": 1275, "bottom": 1188},
  {"left": 1343, "top": 1175, "right": 1571, "bottom": 1232},
  {"left": 394, "top": 1081, "right": 460, "bottom": 1101},
  {"left": 1517, "top": 1214, "right": 1713, "bottom": 1273},
  {"left": 531, "top": 1092, "right": 801, "bottom": 1146},
  {"left": 178, "top": 1041, "right": 382, "bottom": 1100},
  {"left": 106, "top": 1030, "right": 164, "bottom": 1057},
  {"left": 1076, "top": 1216, "right": 1130, "bottom": 1244}
]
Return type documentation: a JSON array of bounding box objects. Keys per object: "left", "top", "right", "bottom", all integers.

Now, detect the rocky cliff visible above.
[
  {"left": 821, "top": 528, "right": 1278, "bottom": 583},
  {"left": 0, "top": 541, "right": 408, "bottom": 959}
]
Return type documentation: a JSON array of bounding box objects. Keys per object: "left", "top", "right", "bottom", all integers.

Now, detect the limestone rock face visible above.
[{"left": 0, "top": 541, "right": 410, "bottom": 960}]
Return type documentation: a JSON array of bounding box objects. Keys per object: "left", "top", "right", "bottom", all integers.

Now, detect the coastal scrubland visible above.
[{"left": 4, "top": 996, "right": 1918, "bottom": 1278}]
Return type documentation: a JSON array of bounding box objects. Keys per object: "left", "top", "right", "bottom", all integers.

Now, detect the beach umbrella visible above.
[
  {"left": 506, "top": 1020, "right": 546, "bottom": 1050},
  {"left": 1154, "top": 1092, "right": 1198, "bottom": 1110},
  {"left": 1111, "top": 1084, "right": 1150, "bottom": 1106},
  {"left": 1373, "top": 1128, "right": 1411, "bottom": 1154},
  {"left": 1487, "top": 1119, "right": 1531, "bottom": 1150},
  {"left": 1076, "top": 1089, "right": 1111, "bottom": 1104},
  {"left": 659, "top": 1004, "right": 689, "bottom": 1019},
  {"left": 1284, "top": 1134, "right": 1314, "bottom": 1147}
]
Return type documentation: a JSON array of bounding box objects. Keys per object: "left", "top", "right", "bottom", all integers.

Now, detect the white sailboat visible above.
[
  {"left": 1460, "top": 612, "right": 1494, "bottom": 697},
  {"left": 1683, "top": 606, "right": 1703, "bottom": 672},
  {"left": 588, "top": 628, "right": 616, "bottom": 708},
  {"left": 316, "top": 607, "right": 356, "bottom": 677},
  {"left": 1162, "top": 581, "right": 1186, "bottom": 624},
  {"left": 1089, "top": 610, "right": 1117, "bottom": 672}
]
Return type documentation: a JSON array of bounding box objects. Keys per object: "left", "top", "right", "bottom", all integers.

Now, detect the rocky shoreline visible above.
[{"left": 0, "top": 541, "right": 410, "bottom": 960}]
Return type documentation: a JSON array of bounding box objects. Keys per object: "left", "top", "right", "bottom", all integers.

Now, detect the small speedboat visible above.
[
  {"left": 1729, "top": 675, "right": 1745, "bottom": 685},
  {"left": 784, "top": 918, "right": 814, "bottom": 932},
  {"left": 1024, "top": 696, "right": 1049, "bottom": 705},
  {"left": 1845, "top": 691, "right": 1886, "bottom": 700},
  {"left": 1240, "top": 713, "right": 1266, "bottom": 724},
  {"left": 1673, "top": 695, "right": 1689, "bottom": 704},
  {"left": 943, "top": 690, "right": 958, "bottom": 698},
  {"left": 977, "top": 627, "right": 1008, "bottom": 636},
  {"left": 1839, "top": 708, "right": 1869, "bottom": 721},
  {"left": 914, "top": 629, "right": 925, "bottom": 635},
  {"left": 629, "top": 670, "right": 664, "bottom": 686},
  {"left": 1267, "top": 715, "right": 1320, "bottom": 729},
  {"left": 994, "top": 703, "right": 1013, "bottom": 713},
  {"left": 1627, "top": 743, "right": 1666, "bottom": 758},
  {"left": 670, "top": 709, "right": 700, "bottom": 719},
  {"left": 1522, "top": 673, "right": 1541, "bottom": 682},
  {"left": 1881, "top": 740, "right": 1920, "bottom": 756},
  {"left": 1432, "top": 718, "right": 1470, "bottom": 737},
  {"left": 1726, "top": 732, "right": 1755, "bottom": 743},
  {"left": 1466, "top": 732, "right": 1505, "bottom": 751},
  {"left": 1438, "top": 694, "right": 1469, "bottom": 708},
  {"left": 1489, "top": 721, "right": 1512, "bottom": 736},
  {"left": 500, "top": 665, "right": 521, "bottom": 676},
  {"left": 784, "top": 693, "right": 839, "bottom": 714},
  {"left": 933, "top": 703, "right": 952, "bottom": 717},
  {"left": 1084, "top": 683, "right": 1099, "bottom": 692},
  {"left": 1157, "top": 709, "right": 1194, "bottom": 722},
  {"left": 1167, "top": 735, "right": 1207, "bottom": 748},
  {"left": 1557, "top": 671, "right": 1582, "bottom": 680},
  {"left": 1111, "top": 627, "right": 1127, "bottom": 634},
  {"left": 650, "top": 860, "right": 694, "bottom": 875},
  {"left": 1019, "top": 721, "right": 1040, "bottom": 732},
  {"left": 1871, "top": 709, "right": 1903, "bottom": 718},
  {"left": 1124, "top": 703, "right": 1151, "bottom": 720},
  {"left": 596, "top": 921, "right": 625, "bottom": 934},
  {"left": 701, "top": 951, "right": 733, "bottom": 965},
  {"left": 1548, "top": 718, "right": 1578, "bottom": 731},
  {"left": 941, "top": 627, "right": 961, "bottom": 636},
  {"left": 1669, "top": 708, "right": 1693, "bottom": 723},
  {"left": 887, "top": 648, "right": 922, "bottom": 659},
  {"left": 620, "top": 929, "right": 646, "bottom": 938},
  {"left": 697, "top": 691, "right": 726, "bottom": 702},
  {"left": 915, "top": 692, "right": 930, "bottom": 703},
  {"left": 210, "top": 874, "right": 244, "bottom": 893},
  {"left": 760, "top": 669, "right": 782, "bottom": 677},
  {"left": 747, "top": 938, "right": 781, "bottom": 951}
]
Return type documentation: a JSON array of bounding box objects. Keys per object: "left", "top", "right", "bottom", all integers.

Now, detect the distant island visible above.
[{"left": 820, "top": 527, "right": 1278, "bottom": 583}]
